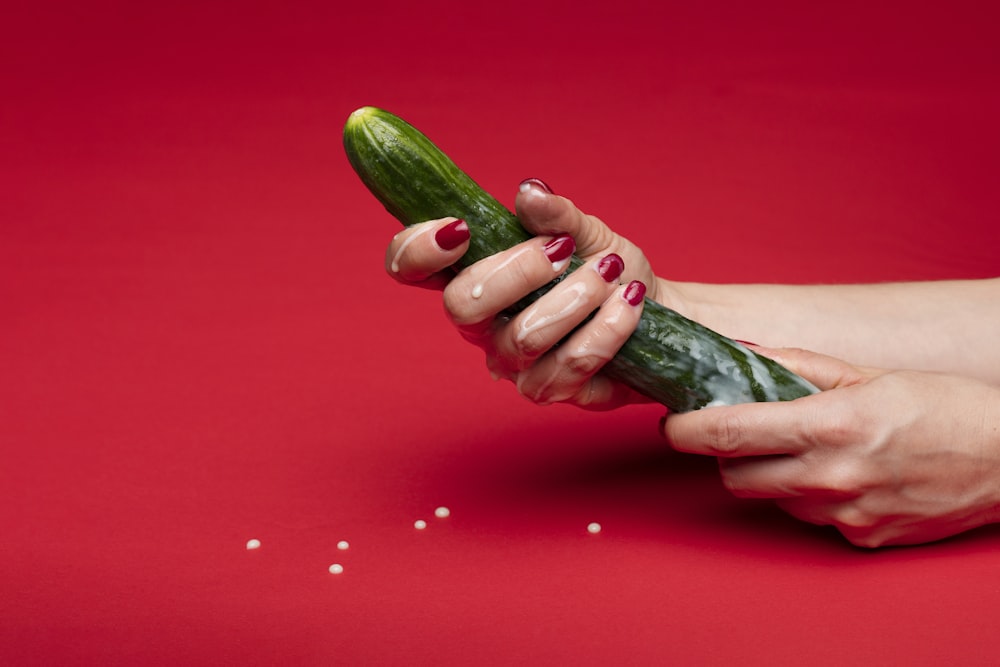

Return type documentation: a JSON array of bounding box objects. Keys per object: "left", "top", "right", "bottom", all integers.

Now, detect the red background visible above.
[{"left": 3, "top": 1, "right": 999, "bottom": 664}]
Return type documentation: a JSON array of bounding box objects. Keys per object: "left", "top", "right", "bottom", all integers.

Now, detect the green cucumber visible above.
[{"left": 343, "top": 106, "right": 818, "bottom": 412}]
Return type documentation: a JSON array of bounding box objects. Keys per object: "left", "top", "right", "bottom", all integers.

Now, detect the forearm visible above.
[{"left": 661, "top": 277, "right": 1000, "bottom": 385}]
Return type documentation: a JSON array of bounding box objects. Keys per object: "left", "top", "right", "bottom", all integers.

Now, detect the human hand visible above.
[
  {"left": 662, "top": 346, "right": 1000, "bottom": 547},
  {"left": 385, "top": 178, "right": 659, "bottom": 409}
]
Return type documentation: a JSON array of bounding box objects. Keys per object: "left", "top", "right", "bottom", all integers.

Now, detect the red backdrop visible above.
[{"left": 3, "top": 1, "right": 999, "bottom": 665}]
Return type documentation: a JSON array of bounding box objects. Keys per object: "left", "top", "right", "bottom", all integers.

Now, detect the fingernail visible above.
[
  {"left": 596, "top": 253, "right": 624, "bottom": 282},
  {"left": 519, "top": 178, "right": 554, "bottom": 195},
  {"left": 623, "top": 280, "right": 646, "bottom": 306},
  {"left": 435, "top": 219, "right": 470, "bottom": 250},
  {"left": 543, "top": 234, "right": 575, "bottom": 264}
]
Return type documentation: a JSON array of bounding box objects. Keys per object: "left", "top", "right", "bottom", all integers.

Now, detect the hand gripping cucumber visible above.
[{"left": 343, "top": 106, "right": 818, "bottom": 412}]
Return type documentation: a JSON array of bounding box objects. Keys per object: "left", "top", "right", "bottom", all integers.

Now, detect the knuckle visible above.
[
  {"left": 514, "top": 373, "right": 556, "bottom": 406},
  {"left": 831, "top": 505, "right": 878, "bottom": 531},
  {"left": 507, "top": 254, "right": 536, "bottom": 286},
  {"left": 570, "top": 378, "right": 607, "bottom": 409},
  {"left": 442, "top": 284, "right": 482, "bottom": 326},
  {"left": 563, "top": 350, "right": 605, "bottom": 378},
  {"left": 815, "top": 461, "right": 874, "bottom": 498},
  {"left": 803, "top": 405, "right": 864, "bottom": 454},
  {"left": 828, "top": 502, "right": 890, "bottom": 548},
  {"left": 840, "top": 527, "right": 889, "bottom": 549},
  {"left": 511, "top": 328, "right": 549, "bottom": 361},
  {"left": 705, "top": 414, "right": 747, "bottom": 455},
  {"left": 577, "top": 214, "right": 616, "bottom": 255}
]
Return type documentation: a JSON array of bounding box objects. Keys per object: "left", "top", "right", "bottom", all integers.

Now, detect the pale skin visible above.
[{"left": 385, "top": 179, "right": 1000, "bottom": 548}]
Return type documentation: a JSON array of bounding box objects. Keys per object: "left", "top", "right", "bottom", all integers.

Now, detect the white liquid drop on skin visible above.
[{"left": 551, "top": 257, "right": 571, "bottom": 273}]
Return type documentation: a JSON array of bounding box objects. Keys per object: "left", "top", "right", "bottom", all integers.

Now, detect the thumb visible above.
[
  {"left": 514, "top": 179, "right": 617, "bottom": 257},
  {"left": 750, "top": 345, "right": 874, "bottom": 391}
]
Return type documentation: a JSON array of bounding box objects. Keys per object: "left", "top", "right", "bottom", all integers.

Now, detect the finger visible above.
[
  {"left": 493, "top": 253, "right": 627, "bottom": 370},
  {"left": 515, "top": 179, "right": 618, "bottom": 258},
  {"left": 719, "top": 455, "right": 857, "bottom": 500},
  {"left": 780, "top": 497, "right": 926, "bottom": 548},
  {"left": 443, "top": 233, "right": 575, "bottom": 333},
  {"left": 515, "top": 280, "right": 647, "bottom": 405},
  {"left": 749, "top": 345, "right": 874, "bottom": 391},
  {"left": 549, "top": 373, "right": 651, "bottom": 411},
  {"left": 662, "top": 399, "right": 818, "bottom": 458},
  {"left": 386, "top": 217, "right": 470, "bottom": 287},
  {"left": 716, "top": 456, "right": 810, "bottom": 499}
]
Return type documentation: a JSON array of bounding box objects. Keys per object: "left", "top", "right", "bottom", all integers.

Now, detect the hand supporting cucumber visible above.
[{"left": 343, "top": 106, "right": 818, "bottom": 412}]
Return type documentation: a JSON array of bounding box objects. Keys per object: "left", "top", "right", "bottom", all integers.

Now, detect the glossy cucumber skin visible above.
[{"left": 343, "top": 106, "right": 818, "bottom": 412}]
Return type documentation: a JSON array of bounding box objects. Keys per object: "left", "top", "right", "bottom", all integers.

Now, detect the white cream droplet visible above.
[
  {"left": 246, "top": 538, "right": 261, "bottom": 550},
  {"left": 434, "top": 506, "right": 450, "bottom": 519},
  {"left": 587, "top": 522, "right": 602, "bottom": 535},
  {"left": 337, "top": 540, "right": 350, "bottom": 550},
  {"left": 328, "top": 563, "right": 344, "bottom": 574},
  {"left": 414, "top": 519, "right": 427, "bottom": 530},
  {"left": 551, "top": 257, "right": 572, "bottom": 273}
]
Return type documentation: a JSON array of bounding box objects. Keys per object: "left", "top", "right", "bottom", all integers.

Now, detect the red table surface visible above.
[{"left": 3, "top": 1, "right": 1000, "bottom": 665}]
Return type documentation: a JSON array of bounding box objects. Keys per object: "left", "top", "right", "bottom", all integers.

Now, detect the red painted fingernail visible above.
[
  {"left": 543, "top": 234, "right": 575, "bottom": 264},
  {"left": 623, "top": 280, "right": 646, "bottom": 306},
  {"left": 596, "top": 253, "right": 624, "bottom": 282},
  {"left": 435, "top": 219, "right": 470, "bottom": 250},
  {"left": 519, "top": 178, "right": 554, "bottom": 195}
]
